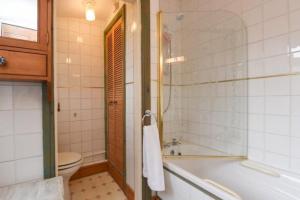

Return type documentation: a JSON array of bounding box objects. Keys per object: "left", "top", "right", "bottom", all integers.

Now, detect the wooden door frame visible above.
[
  {"left": 42, "top": 83, "right": 55, "bottom": 178},
  {"left": 43, "top": 0, "right": 55, "bottom": 179},
  {"left": 104, "top": 5, "right": 127, "bottom": 188},
  {"left": 141, "top": 0, "right": 152, "bottom": 199}
]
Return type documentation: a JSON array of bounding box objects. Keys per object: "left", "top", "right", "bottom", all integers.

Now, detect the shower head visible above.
[{"left": 176, "top": 13, "right": 184, "bottom": 21}]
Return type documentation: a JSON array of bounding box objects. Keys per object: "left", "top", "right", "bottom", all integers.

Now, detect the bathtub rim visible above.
[
  {"left": 162, "top": 156, "right": 300, "bottom": 200},
  {"left": 162, "top": 156, "right": 244, "bottom": 200},
  {"left": 162, "top": 166, "right": 223, "bottom": 200}
]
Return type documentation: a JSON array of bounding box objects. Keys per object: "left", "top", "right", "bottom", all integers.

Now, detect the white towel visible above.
[{"left": 143, "top": 118, "right": 165, "bottom": 192}]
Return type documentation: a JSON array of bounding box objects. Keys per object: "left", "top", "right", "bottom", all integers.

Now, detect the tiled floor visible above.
[{"left": 70, "top": 172, "right": 127, "bottom": 200}]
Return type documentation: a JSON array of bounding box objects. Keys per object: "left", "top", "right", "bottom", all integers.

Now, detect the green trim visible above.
[
  {"left": 162, "top": 167, "right": 222, "bottom": 200},
  {"left": 104, "top": 5, "right": 127, "bottom": 184},
  {"left": 141, "top": 0, "right": 152, "bottom": 199},
  {"left": 42, "top": 84, "right": 55, "bottom": 178}
]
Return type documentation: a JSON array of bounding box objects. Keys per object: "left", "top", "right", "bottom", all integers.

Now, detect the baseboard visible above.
[
  {"left": 70, "top": 161, "right": 108, "bottom": 181},
  {"left": 107, "top": 162, "right": 124, "bottom": 189},
  {"left": 124, "top": 184, "right": 135, "bottom": 200},
  {"left": 107, "top": 162, "right": 135, "bottom": 200}
]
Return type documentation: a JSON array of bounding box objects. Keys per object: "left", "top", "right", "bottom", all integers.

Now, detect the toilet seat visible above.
[{"left": 58, "top": 152, "right": 82, "bottom": 171}]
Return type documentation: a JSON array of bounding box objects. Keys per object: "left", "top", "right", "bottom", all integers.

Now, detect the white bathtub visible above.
[
  {"left": 163, "top": 142, "right": 228, "bottom": 156},
  {"left": 159, "top": 157, "right": 300, "bottom": 200}
]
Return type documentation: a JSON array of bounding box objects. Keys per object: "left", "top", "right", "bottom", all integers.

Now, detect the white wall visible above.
[
  {"left": 154, "top": 0, "right": 300, "bottom": 174},
  {"left": 55, "top": 17, "right": 106, "bottom": 165},
  {"left": 124, "top": 2, "right": 136, "bottom": 190},
  {"left": 0, "top": 82, "right": 43, "bottom": 187}
]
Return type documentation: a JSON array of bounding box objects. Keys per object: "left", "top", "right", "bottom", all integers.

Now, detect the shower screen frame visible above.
[{"left": 157, "top": 11, "right": 249, "bottom": 158}]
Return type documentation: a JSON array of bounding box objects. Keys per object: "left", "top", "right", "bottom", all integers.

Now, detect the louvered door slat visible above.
[
  {"left": 105, "top": 17, "right": 125, "bottom": 187},
  {"left": 106, "top": 31, "right": 115, "bottom": 164},
  {"left": 113, "top": 19, "right": 125, "bottom": 175}
]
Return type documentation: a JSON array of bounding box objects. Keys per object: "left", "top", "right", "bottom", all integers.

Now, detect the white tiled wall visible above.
[
  {"left": 242, "top": 0, "right": 300, "bottom": 174},
  {"left": 123, "top": 2, "right": 136, "bottom": 190},
  {"left": 55, "top": 18, "right": 106, "bottom": 165},
  {"left": 153, "top": 0, "right": 300, "bottom": 174},
  {"left": 159, "top": 8, "right": 248, "bottom": 156},
  {"left": 0, "top": 82, "right": 43, "bottom": 187}
]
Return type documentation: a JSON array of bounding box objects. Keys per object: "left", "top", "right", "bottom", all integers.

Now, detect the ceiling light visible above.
[{"left": 85, "top": 1, "right": 96, "bottom": 21}]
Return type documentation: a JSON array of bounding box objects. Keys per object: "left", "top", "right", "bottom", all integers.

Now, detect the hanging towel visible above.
[{"left": 143, "top": 117, "right": 165, "bottom": 192}]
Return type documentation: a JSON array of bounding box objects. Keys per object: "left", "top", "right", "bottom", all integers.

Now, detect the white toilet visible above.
[{"left": 58, "top": 152, "right": 82, "bottom": 200}]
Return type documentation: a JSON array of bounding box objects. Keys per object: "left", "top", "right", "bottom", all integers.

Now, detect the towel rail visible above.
[{"left": 142, "top": 110, "right": 157, "bottom": 126}]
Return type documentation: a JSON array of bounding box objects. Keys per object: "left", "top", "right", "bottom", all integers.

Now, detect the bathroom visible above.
[{"left": 0, "top": 0, "right": 300, "bottom": 199}]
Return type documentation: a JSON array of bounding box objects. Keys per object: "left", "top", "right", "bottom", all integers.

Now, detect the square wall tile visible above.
[
  {"left": 291, "top": 158, "right": 300, "bottom": 172},
  {"left": 14, "top": 110, "right": 43, "bottom": 134},
  {"left": 266, "top": 76, "right": 290, "bottom": 96},
  {"left": 289, "top": 0, "right": 300, "bottom": 11},
  {"left": 265, "top": 152, "right": 289, "bottom": 169},
  {"left": 291, "top": 96, "right": 300, "bottom": 116},
  {"left": 15, "top": 133, "right": 43, "bottom": 159},
  {"left": 0, "top": 136, "right": 14, "bottom": 162},
  {"left": 265, "top": 115, "right": 290, "bottom": 135},
  {"left": 264, "top": 54, "right": 290, "bottom": 75},
  {"left": 0, "top": 111, "right": 13, "bottom": 136},
  {"left": 291, "top": 75, "right": 300, "bottom": 95},
  {"left": 264, "top": 15, "right": 288, "bottom": 39},
  {"left": 264, "top": 35, "right": 289, "bottom": 57},
  {"left": 265, "top": 96, "right": 290, "bottom": 115},
  {"left": 266, "top": 134, "right": 289, "bottom": 155},
  {"left": 291, "top": 116, "right": 300, "bottom": 137},
  {"left": 0, "top": 86, "right": 13, "bottom": 110},
  {"left": 249, "top": 131, "right": 264, "bottom": 149},
  {"left": 13, "top": 86, "right": 42, "bottom": 110},
  {"left": 243, "top": 6, "right": 263, "bottom": 26},
  {"left": 263, "top": 0, "right": 288, "bottom": 20},
  {"left": 0, "top": 162, "right": 15, "bottom": 187},
  {"left": 15, "top": 157, "right": 43, "bottom": 183},
  {"left": 248, "top": 97, "right": 264, "bottom": 114},
  {"left": 289, "top": 9, "right": 300, "bottom": 31},
  {"left": 291, "top": 137, "right": 300, "bottom": 158}
]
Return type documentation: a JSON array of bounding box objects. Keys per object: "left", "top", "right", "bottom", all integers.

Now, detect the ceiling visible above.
[{"left": 56, "top": 0, "right": 114, "bottom": 20}]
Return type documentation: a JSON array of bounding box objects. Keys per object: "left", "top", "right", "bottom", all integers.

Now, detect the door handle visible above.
[
  {"left": 57, "top": 102, "right": 61, "bottom": 112},
  {"left": 108, "top": 101, "right": 118, "bottom": 105},
  {"left": 0, "top": 56, "right": 7, "bottom": 66}
]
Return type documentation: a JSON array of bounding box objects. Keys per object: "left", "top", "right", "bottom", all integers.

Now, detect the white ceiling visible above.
[{"left": 56, "top": 0, "right": 114, "bottom": 20}]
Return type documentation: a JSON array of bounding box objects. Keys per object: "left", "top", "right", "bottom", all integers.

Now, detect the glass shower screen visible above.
[{"left": 158, "top": 11, "right": 248, "bottom": 157}]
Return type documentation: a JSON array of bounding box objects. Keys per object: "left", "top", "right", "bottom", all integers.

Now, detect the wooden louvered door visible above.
[{"left": 105, "top": 18, "right": 125, "bottom": 188}]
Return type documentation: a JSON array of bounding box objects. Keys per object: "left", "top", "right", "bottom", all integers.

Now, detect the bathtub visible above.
[
  {"left": 163, "top": 142, "right": 228, "bottom": 156},
  {"left": 158, "top": 157, "right": 300, "bottom": 200}
]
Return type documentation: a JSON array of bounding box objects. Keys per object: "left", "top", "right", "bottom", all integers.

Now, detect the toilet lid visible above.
[{"left": 58, "top": 152, "right": 82, "bottom": 167}]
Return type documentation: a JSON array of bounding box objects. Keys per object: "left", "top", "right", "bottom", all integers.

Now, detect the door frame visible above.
[
  {"left": 104, "top": 5, "right": 127, "bottom": 188},
  {"left": 43, "top": 0, "right": 55, "bottom": 179},
  {"left": 140, "top": 0, "right": 152, "bottom": 199}
]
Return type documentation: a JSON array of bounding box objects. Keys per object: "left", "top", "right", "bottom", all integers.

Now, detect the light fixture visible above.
[
  {"left": 85, "top": 1, "right": 96, "bottom": 21},
  {"left": 130, "top": 22, "right": 137, "bottom": 33},
  {"left": 165, "top": 56, "right": 185, "bottom": 64}
]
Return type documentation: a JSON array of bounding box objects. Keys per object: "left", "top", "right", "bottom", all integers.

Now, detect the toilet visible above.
[{"left": 58, "top": 152, "right": 82, "bottom": 200}]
